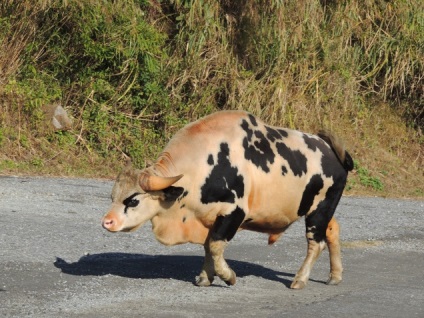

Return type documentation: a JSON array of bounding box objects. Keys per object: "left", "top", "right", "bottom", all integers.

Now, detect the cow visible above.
[{"left": 102, "top": 110, "right": 353, "bottom": 289}]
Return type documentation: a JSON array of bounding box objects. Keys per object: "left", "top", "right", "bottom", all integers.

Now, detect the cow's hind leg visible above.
[
  {"left": 196, "top": 206, "right": 245, "bottom": 286},
  {"left": 290, "top": 217, "right": 343, "bottom": 289},
  {"left": 291, "top": 233, "right": 326, "bottom": 289},
  {"left": 291, "top": 202, "right": 333, "bottom": 289},
  {"left": 326, "top": 217, "right": 343, "bottom": 285},
  {"left": 292, "top": 182, "right": 345, "bottom": 289}
]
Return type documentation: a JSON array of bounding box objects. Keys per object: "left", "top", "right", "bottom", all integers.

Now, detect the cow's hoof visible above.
[
  {"left": 290, "top": 279, "right": 306, "bottom": 289},
  {"left": 224, "top": 270, "right": 236, "bottom": 286},
  {"left": 195, "top": 276, "right": 212, "bottom": 287},
  {"left": 326, "top": 275, "right": 342, "bottom": 285}
]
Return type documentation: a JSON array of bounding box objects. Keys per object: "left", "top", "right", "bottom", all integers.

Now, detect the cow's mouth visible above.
[{"left": 122, "top": 224, "right": 143, "bottom": 232}]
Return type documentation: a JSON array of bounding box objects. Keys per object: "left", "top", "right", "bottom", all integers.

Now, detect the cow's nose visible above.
[{"left": 102, "top": 218, "right": 114, "bottom": 229}]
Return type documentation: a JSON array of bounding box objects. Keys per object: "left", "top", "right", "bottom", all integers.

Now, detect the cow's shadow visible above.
[{"left": 54, "top": 253, "right": 304, "bottom": 288}]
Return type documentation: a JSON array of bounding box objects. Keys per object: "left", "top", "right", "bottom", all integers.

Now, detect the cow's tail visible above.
[{"left": 318, "top": 130, "right": 354, "bottom": 172}]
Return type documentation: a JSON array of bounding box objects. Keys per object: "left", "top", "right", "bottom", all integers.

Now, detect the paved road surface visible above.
[{"left": 0, "top": 176, "right": 423, "bottom": 317}]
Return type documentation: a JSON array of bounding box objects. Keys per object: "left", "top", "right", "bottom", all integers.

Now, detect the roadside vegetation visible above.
[{"left": 0, "top": 0, "right": 422, "bottom": 198}]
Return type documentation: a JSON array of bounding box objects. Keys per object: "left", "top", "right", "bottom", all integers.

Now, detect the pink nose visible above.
[{"left": 102, "top": 218, "right": 114, "bottom": 229}]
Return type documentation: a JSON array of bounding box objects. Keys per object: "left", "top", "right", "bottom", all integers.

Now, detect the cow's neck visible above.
[{"left": 150, "top": 209, "right": 209, "bottom": 246}]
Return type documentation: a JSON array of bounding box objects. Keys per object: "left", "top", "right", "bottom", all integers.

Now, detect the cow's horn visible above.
[{"left": 139, "top": 172, "right": 183, "bottom": 191}]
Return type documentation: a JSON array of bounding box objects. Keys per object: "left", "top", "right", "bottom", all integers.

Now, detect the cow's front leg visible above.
[
  {"left": 196, "top": 242, "right": 215, "bottom": 286},
  {"left": 201, "top": 206, "right": 245, "bottom": 286},
  {"left": 209, "top": 239, "right": 236, "bottom": 285}
]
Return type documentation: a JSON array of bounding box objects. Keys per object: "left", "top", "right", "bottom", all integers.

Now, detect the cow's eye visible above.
[
  {"left": 123, "top": 193, "right": 141, "bottom": 210},
  {"left": 127, "top": 199, "right": 139, "bottom": 208}
]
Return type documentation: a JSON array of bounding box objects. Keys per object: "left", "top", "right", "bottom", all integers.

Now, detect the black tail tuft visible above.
[
  {"left": 318, "top": 130, "right": 354, "bottom": 172},
  {"left": 343, "top": 151, "right": 354, "bottom": 171}
]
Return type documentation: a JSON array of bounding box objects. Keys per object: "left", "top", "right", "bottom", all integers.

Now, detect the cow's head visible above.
[{"left": 102, "top": 165, "right": 183, "bottom": 232}]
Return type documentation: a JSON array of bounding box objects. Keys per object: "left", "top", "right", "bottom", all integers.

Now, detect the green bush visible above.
[
  {"left": 1, "top": 0, "right": 172, "bottom": 166},
  {"left": 354, "top": 161, "right": 384, "bottom": 191}
]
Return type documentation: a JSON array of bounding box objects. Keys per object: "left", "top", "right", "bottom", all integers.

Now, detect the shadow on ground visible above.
[{"left": 54, "top": 253, "right": 300, "bottom": 288}]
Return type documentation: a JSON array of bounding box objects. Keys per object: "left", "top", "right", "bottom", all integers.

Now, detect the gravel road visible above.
[{"left": 0, "top": 175, "right": 423, "bottom": 317}]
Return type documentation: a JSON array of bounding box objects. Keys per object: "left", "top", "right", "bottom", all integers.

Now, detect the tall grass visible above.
[{"left": 165, "top": 0, "right": 423, "bottom": 129}]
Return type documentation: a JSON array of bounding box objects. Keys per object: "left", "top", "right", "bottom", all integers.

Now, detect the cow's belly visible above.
[
  {"left": 243, "top": 176, "right": 304, "bottom": 234},
  {"left": 240, "top": 208, "right": 299, "bottom": 234}
]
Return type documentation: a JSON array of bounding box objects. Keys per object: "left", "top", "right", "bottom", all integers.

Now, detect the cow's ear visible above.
[{"left": 161, "top": 186, "right": 185, "bottom": 202}]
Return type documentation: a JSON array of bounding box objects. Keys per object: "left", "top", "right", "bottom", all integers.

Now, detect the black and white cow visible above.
[{"left": 102, "top": 110, "right": 353, "bottom": 289}]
